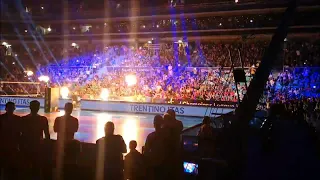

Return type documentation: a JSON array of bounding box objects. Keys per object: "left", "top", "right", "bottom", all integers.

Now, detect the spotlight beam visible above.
[
  {"left": 12, "top": 55, "right": 39, "bottom": 90},
  {"left": 180, "top": 17, "right": 191, "bottom": 66},
  {"left": 190, "top": 15, "right": 206, "bottom": 66},
  {"left": 1, "top": 5, "right": 43, "bottom": 76},
  {"left": 169, "top": 6, "right": 179, "bottom": 66},
  {"left": 14, "top": 1, "right": 51, "bottom": 66},
  {"left": 129, "top": 0, "right": 139, "bottom": 46},
  {"left": 103, "top": 0, "right": 111, "bottom": 51},
  {"left": 15, "top": 0, "right": 60, "bottom": 67},
  {"left": 7, "top": 0, "right": 62, "bottom": 86},
  {"left": 11, "top": 50, "right": 26, "bottom": 72}
]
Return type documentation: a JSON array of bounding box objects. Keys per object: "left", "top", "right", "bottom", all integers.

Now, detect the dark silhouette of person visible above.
[
  {"left": 62, "top": 139, "right": 82, "bottom": 180},
  {"left": 20, "top": 100, "right": 50, "bottom": 178},
  {"left": 198, "top": 116, "right": 214, "bottom": 138},
  {"left": 124, "top": 140, "right": 146, "bottom": 180},
  {"left": 165, "top": 110, "right": 183, "bottom": 172},
  {"left": 166, "top": 109, "right": 183, "bottom": 133},
  {"left": 162, "top": 113, "right": 183, "bottom": 180},
  {"left": 144, "top": 115, "right": 166, "bottom": 180},
  {"left": 54, "top": 102, "right": 79, "bottom": 180},
  {"left": 0, "top": 102, "right": 21, "bottom": 179},
  {"left": 54, "top": 102, "right": 79, "bottom": 142},
  {"left": 96, "top": 121, "right": 127, "bottom": 180},
  {"left": 198, "top": 116, "right": 215, "bottom": 157}
]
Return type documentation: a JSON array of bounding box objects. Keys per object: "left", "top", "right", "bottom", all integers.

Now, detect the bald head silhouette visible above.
[
  {"left": 64, "top": 102, "right": 73, "bottom": 116},
  {"left": 5, "top": 102, "right": 15, "bottom": 115},
  {"left": 105, "top": 121, "right": 115, "bottom": 136},
  {"left": 30, "top": 100, "right": 40, "bottom": 115}
]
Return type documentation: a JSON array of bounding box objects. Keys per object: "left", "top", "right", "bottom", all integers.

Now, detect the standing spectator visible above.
[
  {"left": 166, "top": 109, "right": 183, "bottom": 133},
  {"left": 20, "top": 100, "right": 50, "bottom": 179},
  {"left": 124, "top": 140, "right": 146, "bottom": 180},
  {"left": 54, "top": 102, "right": 79, "bottom": 180},
  {"left": 198, "top": 116, "right": 214, "bottom": 138},
  {"left": 0, "top": 102, "right": 21, "bottom": 179},
  {"left": 144, "top": 115, "right": 166, "bottom": 180},
  {"left": 61, "top": 139, "right": 82, "bottom": 180},
  {"left": 96, "top": 121, "right": 127, "bottom": 180},
  {"left": 162, "top": 113, "right": 183, "bottom": 180},
  {"left": 54, "top": 102, "right": 79, "bottom": 142},
  {"left": 197, "top": 116, "right": 215, "bottom": 157}
]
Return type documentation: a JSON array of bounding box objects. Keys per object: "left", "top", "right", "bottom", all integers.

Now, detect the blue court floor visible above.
[{"left": 0, "top": 106, "right": 201, "bottom": 151}]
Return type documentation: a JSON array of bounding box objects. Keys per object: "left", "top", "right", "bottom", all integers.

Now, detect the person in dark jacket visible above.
[
  {"left": 0, "top": 102, "right": 21, "bottom": 179},
  {"left": 20, "top": 100, "right": 50, "bottom": 179},
  {"left": 54, "top": 102, "right": 79, "bottom": 142},
  {"left": 125, "top": 140, "right": 146, "bottom": 180},
  {"left": 162, "top": 113, "right": 183, "bottom": 180},
  {"left": 54, "top": 102, "right": 80, "bottom": 179},
  {"left": 198, "top": 116, "right": 215, "bottom": 157},
  {"left": 144, "top": 115, "right": 166, "bottom": 180},
  {"left": 96, "top": 121, "right": 127, "bottom": 180},
  {"left": 166, "top": 109, "right": 183, "bottom": 133}
]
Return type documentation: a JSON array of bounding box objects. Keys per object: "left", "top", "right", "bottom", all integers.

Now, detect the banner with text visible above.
[
  {"left": 0, "top": 96, "right": 235, "bottom": 117},
  {"left": 81, "top": 100, "right": 235, "bottom": 117},
  {"left": 0, "top": 96, "right": 71, "bottom": 108},
  {"left": 0, "top": 97, "right": 44, "bottom": 107},
  {"left": 104, "top": 66, "right": 162, "bottom": 72},
  {"left": 169, "top": 99, "right": 237, "bottom": 109}
]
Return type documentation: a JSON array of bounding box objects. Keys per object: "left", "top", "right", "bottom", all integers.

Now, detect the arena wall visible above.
[
  {"left": 0, "top": 96, "right": 72, "bottom": 109},
  {"left": 0, "top": 96, "right": 45, "bottom": 107},
  {"left": 0, "top": 96, "right": 235, "bottom": 117},
  {"left": 81, "top": 100, "right": 234, "bottom": 117}
]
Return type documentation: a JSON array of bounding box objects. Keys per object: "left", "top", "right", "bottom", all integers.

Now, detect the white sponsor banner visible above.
[
  {"left": 81, "top": 100, "right": 235, "bottom": 117},
  {"left": 0, "top": 96, "right": 45, "bottom": 107},
  {"left": 0, "top": 96, "right": 71, "bottom": 108},
  {"left": 58, "top": 99, "right": 73, "bottom": 108},
  {"left": 0, "top": 97, "right": 235, "bottom": 117}
]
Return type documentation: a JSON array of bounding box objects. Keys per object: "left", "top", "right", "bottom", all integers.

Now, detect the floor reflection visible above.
[{"left": 0, "top": 107, "right": 202, "bottom": 152}]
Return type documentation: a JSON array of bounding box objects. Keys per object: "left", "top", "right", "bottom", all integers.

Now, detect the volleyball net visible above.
[{"left": 0, "top": 81, "right": 42, "bottom": 97}]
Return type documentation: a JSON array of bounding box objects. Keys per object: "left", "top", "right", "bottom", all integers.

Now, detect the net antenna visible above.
[{"left": 0, "top": 81, "right": 41, "bottom": 97}]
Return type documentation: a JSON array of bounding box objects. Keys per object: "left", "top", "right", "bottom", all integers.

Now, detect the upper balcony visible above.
[
  {"left": 1, "top": 0, "right": 319, "bottom": 22},
  {"left": 1, "top": 6, "right": 319, "bottom": 41}
]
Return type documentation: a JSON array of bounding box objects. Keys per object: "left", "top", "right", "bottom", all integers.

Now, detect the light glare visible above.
[
  {"left": 26, "top": 70, "right": 34, "bottom": 76},
  {"left": 100, "top": 88, "right": 110, "bottom": 101},
  {"left": 60, "top": 87, "right": 69, "bottom": 99},
  {"left": 38, "top": 75, "right": 50, "bottom": 83},
  {"left": 125, "top": 74, "right": 137, "bottom": 86}
]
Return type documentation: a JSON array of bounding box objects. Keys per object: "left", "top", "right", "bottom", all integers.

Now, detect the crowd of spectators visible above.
[
  {"left": 1, "top": 40, "right": 319, "bottom": 103},
  {"left": 75, "top": 67, "right": 247, "bottom": 103},
  {"left": 7, "top": 40, "right": 320, "bottom": 68},
  {"left": 0, "top": 46, "right": 40, "bottom": 95},
  {"left": 283, "top": 98, "right": 320, "bottom": 129},
  {"left": 1, "top": 99, "right": 319, "bottom": 179},
  {"left": 265, "top": 67, "right": 320, "bottom": 102},
  {"left": 0, "top": 101, "right": 184, "bottom": 180}
]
